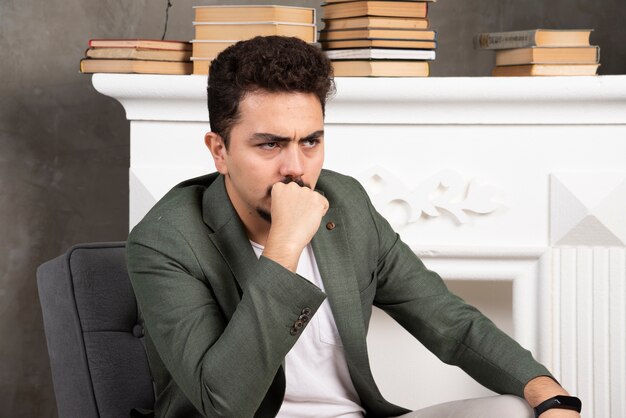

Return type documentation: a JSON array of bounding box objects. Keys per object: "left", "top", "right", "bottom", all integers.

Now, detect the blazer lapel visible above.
[
  {"left": 202, "top": 175, "right": 257, "bottom": 294},
  {"left": 203, "top": 176, "right": 289, "bottom": 417},
  {"left": 311, "top": 207, "right": 368, "bottom": 360},
  {"left": 311, "top": 201, "right": 384, "bottom": 406}
]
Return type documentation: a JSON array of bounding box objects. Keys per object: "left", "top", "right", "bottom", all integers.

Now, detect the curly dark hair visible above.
[{"left": 207, "top": 36, "right": 335, "bottom": 147}]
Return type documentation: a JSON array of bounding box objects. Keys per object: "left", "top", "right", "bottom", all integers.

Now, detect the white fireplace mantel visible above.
[
  {"left": 93, "top": 73, "right": 626, "bottom": 124},
  {"left": 94, "top": 74, "right": 626, "bottom": 416}
]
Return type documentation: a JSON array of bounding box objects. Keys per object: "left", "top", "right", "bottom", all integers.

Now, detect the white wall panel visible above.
[{"left": 553, "top": 247, "right": 626, "bottom": 418}]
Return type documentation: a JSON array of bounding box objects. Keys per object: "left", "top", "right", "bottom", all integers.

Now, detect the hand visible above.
[
  {"left": 525, "top": 377, "right": 580, "bottom": 418},
  {"left": 262, "top": 181, "right": 329, "bottom": 271}
]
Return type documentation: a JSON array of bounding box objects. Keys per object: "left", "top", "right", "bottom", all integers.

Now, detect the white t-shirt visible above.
[{"left": 250, "top": 241, "right": 365, "bottom": 418}]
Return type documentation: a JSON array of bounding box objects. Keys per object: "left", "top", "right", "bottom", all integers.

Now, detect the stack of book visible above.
[
  {"left": 192, "top": 5, "right": 317, "bottom": 75},
  {"left": 80, "top": 39, "right": 192, "bottom": 75},
  {"left": 474, "top": 29, "right": 600, "bottom": 76},
  {"left": 319, "top": 0, "right": 437, "bottom": 77}
]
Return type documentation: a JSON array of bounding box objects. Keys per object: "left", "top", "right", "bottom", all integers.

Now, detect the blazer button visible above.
[
  {"left": 289, "top": 327, "right": 298, "bottom": 336},
  {"left": 301, "top": 307, "right": 312, "bottom": 316},
  {"left": 326, "top": 221, "right": 336, "bottom": 230},
  {"left": 298, "top": 314, "right": 309, "bottom": 323},
  {"left": 294, "top": 320, "right": 304, "bottom": 329}
]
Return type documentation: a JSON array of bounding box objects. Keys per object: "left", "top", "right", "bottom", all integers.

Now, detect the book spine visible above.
[{"left": 473, "top": 30, "right": 538, "bottom": 50}]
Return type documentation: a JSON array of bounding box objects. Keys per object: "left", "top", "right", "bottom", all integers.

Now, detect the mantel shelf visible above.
[{"left": 93, "top": 73, "right": 626, "bottom": 125}]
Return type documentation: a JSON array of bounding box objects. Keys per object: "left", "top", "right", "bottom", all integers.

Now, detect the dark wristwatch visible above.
[{"left": 534, "top": 395, "right": 582, "bottom": 417}]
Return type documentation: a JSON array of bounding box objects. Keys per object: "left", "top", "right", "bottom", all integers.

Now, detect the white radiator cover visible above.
[{"left": 94, "top": 74, "right": 626, "bottom": 415}]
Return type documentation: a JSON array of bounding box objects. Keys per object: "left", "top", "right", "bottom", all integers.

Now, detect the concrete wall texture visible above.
[{"left": 1, "top": 0, "right": 624, "bottom": 416}]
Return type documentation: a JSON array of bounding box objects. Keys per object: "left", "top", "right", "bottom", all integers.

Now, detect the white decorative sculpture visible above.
[{"left": 360, "top": 166, "right": 504, "bottom": 226}]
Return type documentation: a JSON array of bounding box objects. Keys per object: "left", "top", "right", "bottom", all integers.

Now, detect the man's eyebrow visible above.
[
  {"left": 301, "top": 130, "right": 324, "bottom": 141},
  {"left": 250, "top": 130, "right": 324, "bottom": 142},
  {"left": 250, "top": 133, "right": 291, "bottom": 143}
]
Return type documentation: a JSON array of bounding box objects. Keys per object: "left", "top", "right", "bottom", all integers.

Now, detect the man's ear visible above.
[{"left": 205, "top": 132, "right": 228, "bottom": 174}]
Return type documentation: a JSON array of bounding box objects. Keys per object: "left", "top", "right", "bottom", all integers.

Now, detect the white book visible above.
[{"left": 324, "top": 48, "right": 436, "bottom": 60}]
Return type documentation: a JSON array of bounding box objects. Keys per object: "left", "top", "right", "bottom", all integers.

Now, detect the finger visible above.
[
  {"left": 270, "top": 181, "right": 285, "bottom": 196},
  {"left": 320, "top": 196, "right": 330, "bottom": 215}
]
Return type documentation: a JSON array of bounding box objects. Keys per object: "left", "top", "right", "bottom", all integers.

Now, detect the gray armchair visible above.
[{"left": 37, "top": 242, "right": 155, "bottom": 418}]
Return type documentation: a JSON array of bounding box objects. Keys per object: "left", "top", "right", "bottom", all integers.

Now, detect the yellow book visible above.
[
  {"left": 323, "top": 16, "right": 429, "bottom": 30},
  {"left": 321, "top": 38, "right": 436, "bottom": 50},
  {"left": 475, "top": 29, "right": 593, "bottom": 49},
  {"left": 80, "top": 59, "right": 191, "bottom": 75},
  {"left": 492, "top": 64, "right": 599, "bottom": 76},
  {"left": 192, "top": 58, "right": 213, "bottom": 75},
  {"left": 85, "top": 47, "right": 191, "bottom": 62},
  {"left": 193, "top": 5, "right": 315, "bottom": 24},
  {"left": 322, "top": 1, "right": 428, "bottom": 20},
  {"left": 320, "top": 28, "right": 436, "bottom": 41},
  {"left": 194, "top": 22, "right": 316, "bottom": 43},
  {"left": 192, "top": 41, "right": 236, "bottom": 59},
  {"left": 332, "top": 60, "right": 429, "bottom": 77},
  {"left": 88, "top": 39, "right": 191, "bottom": 51},
  {"left": 325, "top": 0, "right": 435, "bottom": 3},
  {"left": 495, "top": 46, "right": 600, "bottom": 66}
]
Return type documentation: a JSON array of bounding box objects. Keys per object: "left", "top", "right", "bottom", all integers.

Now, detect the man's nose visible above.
[{"left": 279, "top": 145, "right": 304, "bottom": 179}]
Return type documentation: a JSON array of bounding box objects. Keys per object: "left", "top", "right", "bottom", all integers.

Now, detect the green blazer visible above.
[{"left": 127, "top": 170, "right": 551, "bottom": 418}]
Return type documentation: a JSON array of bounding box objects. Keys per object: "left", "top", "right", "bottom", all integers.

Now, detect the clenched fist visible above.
[{"left": 262, "top": 181, "right": 329, "bottom": 272}]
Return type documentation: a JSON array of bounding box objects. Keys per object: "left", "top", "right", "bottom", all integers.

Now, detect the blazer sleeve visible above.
[
  {"left": 127, "top": 220, "right": 326, "bottom": 417},
  {"left": 357, "top": 183, "right": 554, "bottom": 398}
]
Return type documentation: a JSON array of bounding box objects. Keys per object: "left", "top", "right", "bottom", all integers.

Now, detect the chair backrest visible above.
[{"left": 37, "top": 242, "right": 154, "bottom": 418}]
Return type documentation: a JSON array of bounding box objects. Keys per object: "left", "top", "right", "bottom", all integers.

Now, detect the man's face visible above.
[{"left": 210, "top": 90, "right": 325, "bottom": 226}]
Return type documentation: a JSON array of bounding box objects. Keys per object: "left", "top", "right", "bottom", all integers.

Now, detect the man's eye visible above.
[
  {"left": 302, "top": 139, "right": 319, "bottom": 148},
  {"left": 259, "top": 142, "right": 278, "bottom": 150}
]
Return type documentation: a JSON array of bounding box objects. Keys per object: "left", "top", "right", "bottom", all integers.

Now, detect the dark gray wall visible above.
[
  {"left": 429, "top": 0, "right": 626, "bottom": 76},
  {"left": 0, "top": 1, "right": 181, "bottom": 416},
  {"left": 1, "top": 0, "right": 624, "bottom": 416}
]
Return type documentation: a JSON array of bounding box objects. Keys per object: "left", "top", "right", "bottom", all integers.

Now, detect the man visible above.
[{"left": 127, "top": 36, "right": 581, "bottom": 418}]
